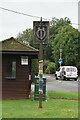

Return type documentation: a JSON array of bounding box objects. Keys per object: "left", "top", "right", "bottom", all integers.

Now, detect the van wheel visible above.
[
  {"left": 74, "top": 78, "right": 77, "bottom": 81},
  {"left": 61, "top": 75, "right": 66, "bottom": 80},
  {"left": 56, "top": 76, "right": 58, "bottom": 80}
]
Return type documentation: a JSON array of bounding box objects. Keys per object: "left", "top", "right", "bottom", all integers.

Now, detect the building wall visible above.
[{"left": 2, "top": 54, "right": 31, "bottom": 99}]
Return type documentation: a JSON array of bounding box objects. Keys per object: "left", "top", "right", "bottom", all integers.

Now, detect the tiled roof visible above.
[{"left": 0, "top": 37, "right": 38, "bottom": 52}]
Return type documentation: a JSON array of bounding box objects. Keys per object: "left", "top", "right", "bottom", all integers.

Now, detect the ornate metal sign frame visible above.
[{"left": 33, "top": 21, "right": 49, "bottom": 44}]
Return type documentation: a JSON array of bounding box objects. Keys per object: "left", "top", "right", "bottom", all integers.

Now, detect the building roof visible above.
[{"left": 0, "top": 37, "right": 38, "bottom": 52}]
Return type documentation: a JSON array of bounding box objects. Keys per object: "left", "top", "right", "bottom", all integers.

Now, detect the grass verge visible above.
[
  {"left": 47, "top": 91, "right": 78, "bottom": 100},
  {"left": 2, "top": 91, "right": 78, "bottom": 118}
]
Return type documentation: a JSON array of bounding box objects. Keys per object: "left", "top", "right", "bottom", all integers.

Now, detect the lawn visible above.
[
  {"left": 2, "top": 91, "right": 78, "bottom": 119},
  {"left": 0, "top": 100, "right": 2, "bottom": 119},
  {"left": 47, "top": 91, "right": 78, "bottom": 100}
]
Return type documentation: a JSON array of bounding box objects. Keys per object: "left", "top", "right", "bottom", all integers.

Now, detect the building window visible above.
[
  {"left": 6, "top": 61, "right": 16, "bottom": 79},
  {"left": 21, "top": 56, "right": 28, "bottom": 65}
]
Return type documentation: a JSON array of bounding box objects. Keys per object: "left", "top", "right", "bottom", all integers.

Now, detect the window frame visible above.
[
  {"left": 21, "top": 56, "right": 28, "bottom": 65},
  {"left": 5, "top": 60, "right": 16, "bottom": 79}
]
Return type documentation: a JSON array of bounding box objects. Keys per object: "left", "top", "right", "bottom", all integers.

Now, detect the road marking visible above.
[{"left": 58, "top": 80, "right": 62, "bottom": 83}]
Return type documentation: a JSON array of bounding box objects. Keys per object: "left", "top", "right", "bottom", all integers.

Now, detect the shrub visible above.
[
  {"left": 32, "top": 59, "right": 39, "bottom": 82},
  {"left": 45, "top": 61, "right": 55, "bottom": 74}
]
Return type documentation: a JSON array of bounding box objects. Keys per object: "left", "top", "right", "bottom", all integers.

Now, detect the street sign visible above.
[
  {"left": 58, "top": 59, "right": 63, "bottom": 64},
  {"left": 33, "top": 21, "right": 49, "bottom": 44}
]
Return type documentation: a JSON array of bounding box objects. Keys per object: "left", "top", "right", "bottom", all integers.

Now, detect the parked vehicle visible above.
[{"left": 55, "top": 66, "right": 78, "bottom": 81}]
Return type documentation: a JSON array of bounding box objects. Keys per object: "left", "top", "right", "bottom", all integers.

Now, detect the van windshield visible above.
[{"left": 66, "top": 68, "right": 76, "bottom": 72}]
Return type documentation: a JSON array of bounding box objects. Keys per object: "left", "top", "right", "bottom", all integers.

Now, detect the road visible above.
[{"left": 45, "top": 74, "right": 79, "bottom": 92}]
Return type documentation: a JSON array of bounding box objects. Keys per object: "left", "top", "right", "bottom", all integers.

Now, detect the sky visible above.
[{"left": 0, "top": 0, "right": 79, "bottom": 41}]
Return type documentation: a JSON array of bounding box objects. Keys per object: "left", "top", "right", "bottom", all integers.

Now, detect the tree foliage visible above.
[
  {"left": 52, "top": 25, "right": 79, "bottom": 68},
  {"left": 17, "top": 28, "right": 33, "bottom": 46}
]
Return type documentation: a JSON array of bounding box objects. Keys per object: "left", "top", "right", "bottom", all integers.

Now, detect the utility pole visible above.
[
  {"left": 33, "top": 18, "right": 49, "bottom": 108},
  {"left": 39, "top": 43, "right": 43, "bottom": 108},
  {"left": 38, "top": 18, "right": 44, "bottom": 108}
]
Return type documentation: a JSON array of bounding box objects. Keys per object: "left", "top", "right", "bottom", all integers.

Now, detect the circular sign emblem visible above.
[{"left": 36, "top": 27, "right": 46, "bottom": 41}]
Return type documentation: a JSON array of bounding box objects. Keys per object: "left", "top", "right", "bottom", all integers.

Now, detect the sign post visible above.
[
  {"left": 59, "top": 49, "right": 62, "bottom": 67},
  {"left": 33, "top": 18, "right": 49, "bottom": 108}
]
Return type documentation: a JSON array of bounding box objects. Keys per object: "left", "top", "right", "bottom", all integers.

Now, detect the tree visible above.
[
  {"left": 48, "top": 17, "right": 71, "bottom": 61},
  {"left": 17, "top": 28, "right": 33, "bottom": 46},
  {"left": 51, "top": 25, "right": 79, "bottom": 69}
]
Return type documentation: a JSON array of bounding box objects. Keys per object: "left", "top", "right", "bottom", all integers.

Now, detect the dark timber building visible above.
[{"left": 0, "top": 37, "right": 38, "bottom": 99}]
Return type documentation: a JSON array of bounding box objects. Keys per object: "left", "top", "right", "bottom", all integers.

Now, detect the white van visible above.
[{"left": 55, "top": 66, "right": 78, "bottom": 81}]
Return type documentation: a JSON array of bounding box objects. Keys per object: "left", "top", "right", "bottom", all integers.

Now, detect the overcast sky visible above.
[{"left": 0, "top": 0, "right": 79, "bottom": 41}]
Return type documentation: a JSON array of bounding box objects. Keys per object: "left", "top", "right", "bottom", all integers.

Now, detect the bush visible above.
[
  {"left": 32, "top": 59, "right": 39, "bottom": 82},
  {"left": 44, "top": 61, "right": 55, "bottom": 74},
  {"left": 44, "top": 60, "right": 50, "bottom": 72}
]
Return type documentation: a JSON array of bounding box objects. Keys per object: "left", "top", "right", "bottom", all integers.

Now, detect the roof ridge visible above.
[
  {"left": 2, "top": 37, "right": 15, "bottom": 42},
  {"left": 1, "top": 37, "right": 39, "bottom": 52},
  {"left": 16, "top": 39, "right": 38, "bottom": 51}
]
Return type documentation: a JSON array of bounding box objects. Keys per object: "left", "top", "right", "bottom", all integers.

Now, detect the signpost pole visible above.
[
  {"left": 33, "top": 18, "right": 49, "bottom": 108},
  {"left": 39, "top": 43, "right": 43, "bottom": 108},
  {"left": 38, "top": 17, "right": 43, "bottom": 108}
]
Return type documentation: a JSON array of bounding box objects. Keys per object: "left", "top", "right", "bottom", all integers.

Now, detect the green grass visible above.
[
  {"left": 2, "top": 91, "right": 78, "bottom": 118},
  {"left": 0, "top": 100, "right": 2, "bottom": 119},
  {"left": 47, "top": 91, "right": 78, "bottom": 100},
  {"left": 2, "top": 99, "right": 78, "bottom": 118}
]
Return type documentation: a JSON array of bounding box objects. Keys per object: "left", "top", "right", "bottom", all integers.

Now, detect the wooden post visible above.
[
  {"left": 39, "top": 43, "right": 43, "bottom": 108},
  {"left": 33, "top": 18, "right": 49, "bottom": 108}
]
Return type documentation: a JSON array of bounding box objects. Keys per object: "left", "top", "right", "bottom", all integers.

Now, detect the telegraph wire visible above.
[
  {"left": 0, "top": 6, "right": 50, "bottom": 21},
  {"left": 0, "top": 6, "right": 79, "bottom": 25}
]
